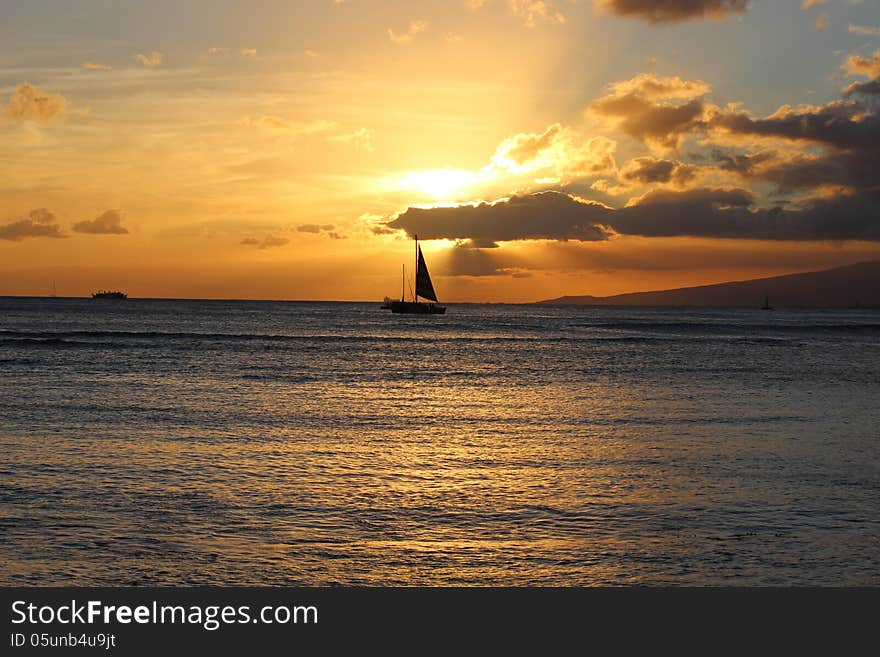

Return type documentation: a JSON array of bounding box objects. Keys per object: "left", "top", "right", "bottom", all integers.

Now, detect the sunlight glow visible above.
[{"left": 386, "top": 168, "right": 488, "bottom": 200}]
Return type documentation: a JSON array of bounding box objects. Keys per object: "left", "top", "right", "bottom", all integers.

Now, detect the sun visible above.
[{"left": 387, "top": 168, "right": 487, "bottom": 200}]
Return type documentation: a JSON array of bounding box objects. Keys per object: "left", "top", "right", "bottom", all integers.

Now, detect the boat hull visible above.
[{"left": 389, "top": 301, "right": 445, "bottom": 314}]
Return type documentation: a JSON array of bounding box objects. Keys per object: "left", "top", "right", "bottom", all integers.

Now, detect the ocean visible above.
[{"left": 1, "top": 297, "right": 878, "bottom": 585}]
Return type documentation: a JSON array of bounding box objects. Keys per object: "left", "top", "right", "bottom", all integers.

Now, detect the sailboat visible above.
[
  {"left": 388, "top": 234, "right": 446, "bottom": 314},
  {"left": 761, "top": 291, "right": 774, "bottom": 310}
]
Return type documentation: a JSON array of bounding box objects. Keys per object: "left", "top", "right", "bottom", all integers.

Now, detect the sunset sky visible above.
[{"left": 2, "top": 0, "right": 879, "bottom": 302}]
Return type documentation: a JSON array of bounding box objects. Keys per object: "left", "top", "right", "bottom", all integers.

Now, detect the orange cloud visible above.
[
  {"left": 4, "top": 83, "right": 68, "bottom": 123},
  {"left": 388, "top": 20, "right": 428, "bottom": 45},
  {"left": 843, "top": 50, "right": 880, "bottom": 79},
  {"left": 81, "top": 61, "right": 112, "bottom": 70},
  {"left": 241, "top": 116, "right": 339, "bottom": 135},
  {"left": 490, "top": 124, "right": 617, "bottom": 178},
  {"left": 589, "top": 74, "right": 712, "bottom": 151},
  {"left": 509, "top": 1, "right": 566, "bottom": 27},
  {"left": 134, "top": 51, "right": 162, "bottom": 67}
]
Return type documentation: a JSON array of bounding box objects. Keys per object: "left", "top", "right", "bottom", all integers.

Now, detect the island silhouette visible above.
[{"left": 538, "top": 261, "right": 879, "bottom": 308}]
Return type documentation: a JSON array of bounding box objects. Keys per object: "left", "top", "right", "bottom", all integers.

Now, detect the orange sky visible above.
[{"left": 2, "top": 0, "right": 879, "bottom": 301}]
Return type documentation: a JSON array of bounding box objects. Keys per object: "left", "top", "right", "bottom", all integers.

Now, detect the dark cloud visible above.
[
  {"left": 385, "top": 189, "right": 880, "bottom": 245},
  {"left": 297, "top": 224, "right": 345, "bottom": 239},
  {"left": 387, "top": 192, "right": 614, "bottom": 248},
  {"left": 710, "top": 148, "right": 776, "bottom": 176},
  {"left": 843, "top": 79, "right": 880, "bottom": 97},
  {"left": 595, "top": 0, "right": 750, "bottom": 24},
  {"left": 697, "top": 49, "right": 880, "bottom": 199},
  {"left": 0, "top": 208, "right": 66, "bottom": 241},
  {"left": 617, "top": 188, "right": 880, "bottom": 241},
  {"left": 617, "top": 187, "right": 879, "bottom": 241},
  {"left": 297, "top": 223, "right": 335, "bottom": 233},
  {"left": 241, "top": 234, "right": 289, "bottom": 249},
  {"left": 753, "top": 151, "right": 878, "bottom": 194},
  {"left": 620, "top": 157, "right": 696, "bottom": 186},
  {"left": 710, "top": 101, "right": 880, "bottom": 153},
  {"left": 72, "top": 210, "right": 129, "bottom": 235}
]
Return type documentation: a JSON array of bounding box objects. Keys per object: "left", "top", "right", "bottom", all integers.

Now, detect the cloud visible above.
[
  {"left": 708, "top": 148, "right": 776, "bottom": 176},
  {"left": 842, "top": 50, "right": 880, "bottom": 79},
  {"left": 383, "top": 187, "right": 880, "bottom": 244},
  {"left": 327, "top": 127, "right": 374, "bottom": 152},
  {"left": 801, "top": 0, "right": 827, "bottom": 9},
  {"left": 509, "top": 1, "right": 567, "bottom": 27},
  {"left": 589, "top": 74, "right": 711, "bottom": 151},
  {"left": 4, "top": 83, "right": 68, "bottom": 123},
  {"left": 843, "top": 79, "right": 880, "bottom": 97},
  {"left": 240, "top": 48, "right": 257, "bottom": 57},
  {"left": 595, "top": 0, "right": 750, "bottom": 24},
  {"left": 81, "top": 61, "right": 112, "bottom": 70},
  {"left": 702, "top": 54, "right": 880, "bottom": 198},
  {"left": 489, "top": 123, "right": 617, "bottom": 179},
  {"left": 242, "top": 116, "right": 373, "bottom": 151},
  {"left": 619, "top": 156, "right": 696, "bottom": 187},
  {"left": 815, "top": 14, "right": 828, "bottom": 31},
  {"left": 493, "top": 123, "right": 562, "bottom": 168},
  {"left": 241, "top": 116, "right": 339, "bottom": 135},
  {"left": 849, "top": 24, "right": 880, "bottom": 36},
  {"left": 388, "top": 20, "right": 428, "bottom": 45},
  {"left": 710, "top": 100, "right": 880, "bottom": 153},
  {"left": 298, "top": 224, "right": 331, "bottom": 233},
  {"left": 72, "top": 210, "right": 129, "bottom": 235},
  {"left": 297, "top": 224, "right": 334, "bottom": 233},
  {"left": 754, "top": 151, "right": 878, "bottom": 194},
  {"left": 297, "top": 224, "right": 346, "bottom": 240},
  {"left": 134, "top": 51, "right": 162, "bottom": 67},
  {"left": 387, "top": 192, "right": 615, "bottom": 247},
  {"left": 604, "top": 73, "right": 712, "bottom": 100},
  {"left": 0, "top": 208, "right": 66, "bottom": 241},
  {"left": 241, "top": 235, "right": 289, "bottom": 249},
  {"left": 462, "top": 1, "right": 567, "bottom": 26}
]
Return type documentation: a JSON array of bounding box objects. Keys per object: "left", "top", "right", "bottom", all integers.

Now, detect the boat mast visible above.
[
  {"left": 401, "top": 264, "right": 405, "bottom": 302},
  {"left": 414, "top": 234, "right": 419, "bottom": 303}
]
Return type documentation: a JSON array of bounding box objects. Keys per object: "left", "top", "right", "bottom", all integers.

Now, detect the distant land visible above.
[{"left": 537, "top": 261, "right": 880, "bottom": 308}]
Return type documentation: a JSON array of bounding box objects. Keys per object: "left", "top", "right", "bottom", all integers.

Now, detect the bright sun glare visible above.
[{"left": 389, "top": 168, "right": 486, "bottom": 200}]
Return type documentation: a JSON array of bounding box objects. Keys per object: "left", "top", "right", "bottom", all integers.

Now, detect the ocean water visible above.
[{"left": 1, "top": 297, "right": 878, "bottom": 586}]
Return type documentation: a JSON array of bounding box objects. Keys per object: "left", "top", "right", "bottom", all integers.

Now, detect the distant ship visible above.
[
  {"left": 92, "top": 290, "right": 127, "bottom": 299},
  {"left": 761, "top": 292, "right": 774, "bottom": 310},
  {"left": 385, "top": 235, "right": 445, "bottom": 314}
]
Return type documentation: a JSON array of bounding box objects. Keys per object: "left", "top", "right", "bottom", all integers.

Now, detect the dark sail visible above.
[{"left": 415, "top": 246, "right": 438, "bottom": 302}]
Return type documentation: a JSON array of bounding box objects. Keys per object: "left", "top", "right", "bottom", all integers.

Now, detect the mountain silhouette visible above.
[{"left": 538, "top": 261, "right": 880, "bottom": 308}]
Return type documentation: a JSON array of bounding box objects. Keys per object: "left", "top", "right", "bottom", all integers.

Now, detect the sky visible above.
[{"left": 1, "top": 0, "right": 879, "bottom": 302}]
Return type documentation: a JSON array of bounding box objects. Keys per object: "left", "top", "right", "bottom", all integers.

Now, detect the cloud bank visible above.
[
  {"left": 0, "top": 209, "right": 66, "bottom": 241},
  {"left": 72, "top": 210, "right": 129, "bottom": 235}
]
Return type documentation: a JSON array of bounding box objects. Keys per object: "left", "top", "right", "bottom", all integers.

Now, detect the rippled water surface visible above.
[{"left": 1, "top": 297, "right": 878, "bottom": 585}]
